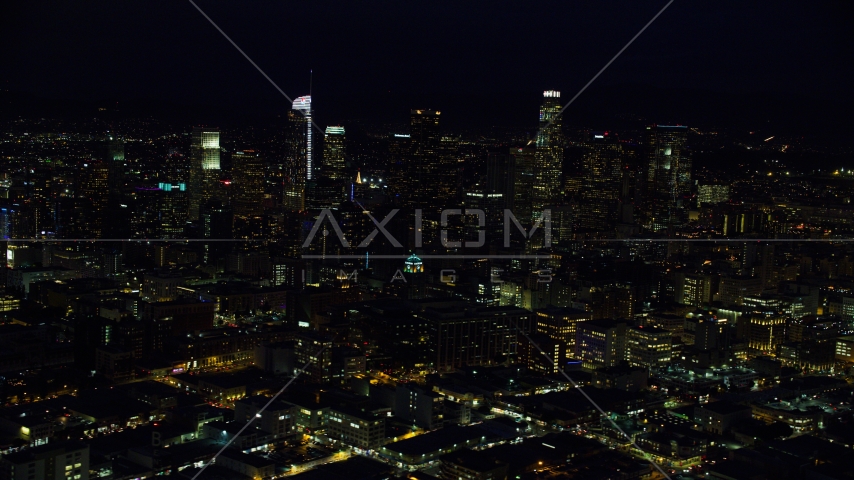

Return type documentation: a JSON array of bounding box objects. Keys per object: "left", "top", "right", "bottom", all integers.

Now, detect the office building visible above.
[
  {"left": 322, "top": 126, "right": 346, "bottom": 181},
  {"left": 311, "top": 126, "right": 348, "bottom": 209},
  {"left": 200, "top": 199, "right": 233, "bottom": 264},
  {"left": 575, "top": 319, "right": 627, "bottom": 370},
  {"left": 284, "top": 96, "right": 311, "bottom": 211},
  {"left": 685, "top": 314, "right": 730, "bottom": 351},
  {"left": 417, "top": 303, "right": 534, "bottom": 372},
  {"left": 233, "top": 395, "right": 298, "bottom": 440},
  {"left": 325, "top": 407, "right": 386, "bottom": 450},
  {"left": 188, "top": 127, "right": 221, "bottom": 221},
  {"left": 645, "top": 125, "right": 690, "bottom": 231},
  {"left": 625, "top": 326, "right": 671, "bottom": 368},
  {"left": 409, "top": 109, "right": 441, "bottom": 209},
  {"left": 532, "top": 90, "right": 564, "bottom": 219},
  {"left": 232, "top": 149, "right": 265, "bottom": 218},
  {"left": 697, "top": 184, "right": 730, "bottom": 206},
  {"left": 295, "top": 332, "right": 333, "bottom": 383},
  {"left": 534, "top": 306, "right": 592, "bottom": 358},
  {"left": 512, "top": 147, "right": 537, "bottom": 224},
  {"left": 0, "top": 441, "right": 89, "bottom": 480},
  {"left": 394, "top": 384, "right": 444, "bottom": 430},
  {"left": 579, "top": 132, "right": 623, "bottom": 232},
  {"left": 675, "top": 273, "right": 715, "bottom": 307},
  {"left": 748, "top": 314, "right": 786, "bottom": 355}
]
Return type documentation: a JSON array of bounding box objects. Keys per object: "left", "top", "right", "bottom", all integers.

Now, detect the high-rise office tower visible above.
[
  {"left": 296, "top": 96, "right": 313, "bottom": 181},
  {"left": 579, "top": 132, "right": 623, "bottom": 232},
  {"left": 188, "top": 127, "right": 221, "bottom": 221},
  {"left": 437, "top": 135, "right": 461, "bottom": 204},
  {"left": 131, "top": 183, "right": 188, "bottom": 238},
  {"left": 386, "top": 133, "right": 410, "bottom": 204},
  {"left": 311, "top": 126, "right": 347, "bottom": 209},
  {"left": 78, "top": 161, "right": 110, "bottom": 238},
  {"left": 232, "top": 149, "right": 265, "bottom": 217},
  {"left": 644, "top": 125, "right": 690, "bottom": 232},
  {"left": 284, "top": 96, "right": 311, "bottom": 211},
  {"left": 512, "top": 147, "right": 537, "bottom": 223},
  {"left": 486, "top": 150, "right": 516, "bottom": 210},
  {"left": 409, "top": 109, "right": 441, "bottom": 209},
  {"left": 22, "top": 167, "right": 56, "bottom": 238},
  {"left": 102, "top": 136, "right": 128, "bottom": 238},
  {"left": 535, "top": 306, "right": 593, "bottom": 358},
  {"left": 532, "top": 90, "right": 564, "bottom": 218},
  {"left": 200, "top": 198, "right": 233, "bottom": 265},
  {"left": 323, "top": 126, "right": 346, "bottom": 181}
]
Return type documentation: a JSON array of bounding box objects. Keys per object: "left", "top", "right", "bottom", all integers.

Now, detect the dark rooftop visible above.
[
  {"left": 696, "top": 401, "right": 751, "bottom": 415},
  {"left": 440, "top": 448, "right": 506, "bottom": 473},
  {"left": 383, "top": 425, "right": 491, "bottom": 456}
]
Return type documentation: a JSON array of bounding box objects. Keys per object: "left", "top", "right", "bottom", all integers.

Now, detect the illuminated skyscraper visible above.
[
  {"left": 579, "top": 132, "right": 623, "bottom": 232},
  {"left": 323, "top": 126, "right": 346, "bottom": 181},
  {"left": 532, "top": 90, "right": 564, "bottom": 218},
  {"left": 293, "top": 95, "right": 313, "bottom": 178},
  {"left": 188, "top": 127, "right": 221, "bottom": 221},
  {"left": 232, "top": 149, "right": 265, "bottom": 217},
  {"left": 644, "top": 125, "right": 690, "bottom": 231},
  {"left": 310, "top": 126, "right": 347, "bottom": 209},
  {"left": 284, "top": 96, "right": 311, "bottom": 211}
]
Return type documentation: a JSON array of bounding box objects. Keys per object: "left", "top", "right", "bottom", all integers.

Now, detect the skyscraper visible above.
[
  {"left": 409, "top": 109, "right": 441, "bottom": 209},
  {"left": 387, "top": 133, "right": 410, "bottom": 204},
  {"left": 437, "top": 135, "right": 460, "bottom": 203},
  {"left": 232, "top": 149, "right": 265, "bottom": 218},
  {"left": 102, "top": 136, "right": 128, "bottom": 238},
  {"left": 131, "top": 182, "right": 188, "bottom": 238},
  {"left": 78, "top": 160, "right": 110, "bottom": 238},
  {"left": 532, "top": 90, "right": 564, "bottom": 218},
  {"left": 512, "top": 147, "right": 537, "bottom": 223},
  {"left": 188, "top": 127, "right": 221, "bottom": 221},
  {"left": 200, "top": 198, "right": 233, "bottom": 265},
  {"left": 294, "top": 96, "right": 313, "bottom": 181},
  {"left": 311, "top": 126, "right": 347, "bottom": 209},
  {"left": 322, "top": 126, "right": 346, "bottom": 181},
  {"left": 644, "top": 125, "right": 690, "bottom": 232},
  {"left": 579, "top": 132, "right": 623, "bottom": 232},
  {"left": 486, "top": 150, "right": 516, "bottom": 210},
  {"left": 284, "top": 96, "right": 311, "bottom": 211}
]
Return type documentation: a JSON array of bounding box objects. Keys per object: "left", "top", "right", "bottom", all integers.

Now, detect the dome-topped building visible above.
[{"left": 404, "top": 253, "right": 423, "bottom": 273}]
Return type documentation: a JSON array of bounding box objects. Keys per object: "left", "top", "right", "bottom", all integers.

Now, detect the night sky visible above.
[{"left": 2, "top": 1, "right": 852, "bottom": 131}]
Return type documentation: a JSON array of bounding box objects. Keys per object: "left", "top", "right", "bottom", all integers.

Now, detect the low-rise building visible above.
[
  {"left": 325, "top": 407, "right": 386, "bottom": 450},
  {"left": 0, "top": 441, "right": 89, "bottom": 480},
  {"left": 694, "top": 401, "right": 752, "bottom": 435}
]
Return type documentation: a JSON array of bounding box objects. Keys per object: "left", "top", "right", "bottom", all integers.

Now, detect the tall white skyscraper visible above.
[
  {"left": 292, "top": 95, "right": 312, "bottom": 180},
  {"left": 284, "top": 96, "right": 312, "bottom": 211}
]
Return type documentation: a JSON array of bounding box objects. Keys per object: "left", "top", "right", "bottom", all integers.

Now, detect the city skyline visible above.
[{"left": 1, "top": 3, "right": 853, "bottom": 480}]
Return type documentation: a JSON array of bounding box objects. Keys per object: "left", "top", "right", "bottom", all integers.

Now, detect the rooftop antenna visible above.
[{"left": 309, "top": 69, "right": 313, "bottom": 96}]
